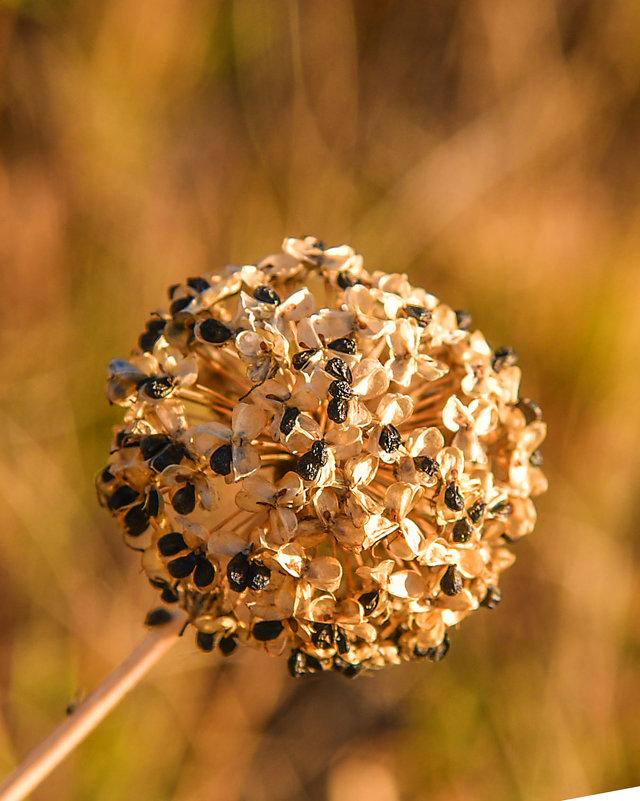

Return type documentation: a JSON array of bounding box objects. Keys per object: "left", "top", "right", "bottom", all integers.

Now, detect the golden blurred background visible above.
[{"left": 1, "top": 1, "right": 639, "bottom": 799}]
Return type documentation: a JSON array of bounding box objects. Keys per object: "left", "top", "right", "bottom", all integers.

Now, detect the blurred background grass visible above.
[{"left": 1, "top": 1, "right": 639, "bottom": 799}]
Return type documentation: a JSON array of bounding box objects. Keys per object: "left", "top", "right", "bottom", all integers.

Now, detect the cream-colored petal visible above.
[
  {"left": 306, "top": 557, "right": 342, "bottom": 592},
  {"left": 388, "top": 570, "right": 426, "bottom": 599}
]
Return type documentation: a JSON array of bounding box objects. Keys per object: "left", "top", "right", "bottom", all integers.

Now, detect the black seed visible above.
[
  {"left": 492, "top": 346, "right": 518, "bottom": 372},
  {"left": 151, "top": 443, "right": 185, "bottom": 472},
  {"left": 337, "top": 271, "right": 357, "bottom": 289},
  {"left": 311, "top": 623, "right": 334, "bottom": 649},
  {"left": 193, "top": 556, "right": 216, "bottom": 588},
  {"left": 140, "top": 434, "right": 171, "bottom": 460},
  {"left": 199, "top": 318, "right": 233, "bottom": 344},
  {"left": 167, "top": 552, "right": 197, "bottom": 578},
  {"left": 335, "top": 628, "right": 349, "bottom": 654},
  {"left": 440, "top": 565, "right": 463, "bottom": 596},
  {"left": 145, "top": 488, "right": 160, "bottom": 517},
  {"left": 280, "top": 407, "right": 300, "bottom": 435},
  {"left": 328, "top": 379, "right": 353, "bottom": 400},
  {"left": 168, "top": 283, "right": 180, "bottom": 299},
  {"left": 149, "top": 576, "right": 170, "bottom": 590},
  {"left": 327, "top": 337, "right": 356, "bottom": 354},
  {"left": 160, "top": 587, "right": 179, "bottom": 604},
  {"left": 454, "top": 309, "right": 472, "bottom": 330},
  {"left": 444, "top": 482, "right": 464, "bottom": 511},
  {"left": 187, "top": 276, "right": 210, "bottom": 292},
  {"left": 253, "top": 620, "right": 284, "bottom": 641},
  {"left": 452, "top": 518, "right": 473, "bottom": 543},
  {"left": 145, "top": 608, "right": 173, "bottom": 627},
  {"left": 288, "top": 649, "right": 322, "bottom": 677},
  {"left": 219, "top": 636, "right": 237, "bottom": 656},
  {"left": 210, "top": 444, "right": 232, "bottom": 476},
  {"left": 141, "top": 376, "right": 175, "bottom": 399},
  {"left": 481, "top": 586, "right": 502, "bottom": 609},
  {"left": 327, "top": 398, "right": 348, "bottom": 423},
  {"left": 379, "top": 424, "right": 402, "bottom": 453},
  {"left": 415, "top": 633, "right": 450, "bottom": 662},
  {"left": 311, "top": 440, "right": 329, "bottom": 465},
  {"left": 101, "top": 467, "right": 115, "bottom": 483},
  {"left": 358, "top": 590, "right": 379, "bottom": 615},
  {"left": 414, "top": 455, "right": 439, "bottom": 477},
  {"left": 296, "top": 452, "right": 321, "bottom": 481},
  {"left": 227, "top": 551, "right": 250, "bottom": 592},
  {"left": 172, "top": 483, "right": 196, "bottom": 515},
  {"left": 467, "top": 500, "right": 486, "bottom": 523},
  {"left": 170, "top": 296, "right": 192, "bottom": 316},
  {"left": 325, "top": 357, "right": 352, "bottom": 383},
  {"left": 124, "top": 504, "right": 150, "bottom": 536},
  {"left": 490, "top": 500, "right": 512, "bottom": 517},
  {"left": 516, "top": 398, "right": 543, "bottom": 425},
  {"left": 158, "top": 532, "right": 187, "bottom": 556},
  {"left": 196, "top": 631, "right": 216, "bottom": 651},
  {"left": 254, "top": 285, "right": 281, "bottom": 305},
  {"left": 529, "top": 450, "right": 543, "bottom": 467},
  {"left": 332, "top": 657, "right": 361, "bottom": 678},
  {"left": 139, "top": 319, "right": 166, "bottom": 352},
  {"left": 248, "top": 561, "right": 271, "bottom": 591},
  {"left": 109, "top": 485, "right": 139, "bottom": 510},
  {"left": 292, "top": 349, "right": 316, "bottom": 370},
  {"left": 404, "top": 305, "right": 432, "bottom": 326}
]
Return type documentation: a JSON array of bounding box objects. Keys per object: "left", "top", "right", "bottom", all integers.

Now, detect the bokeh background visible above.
[{"left": 1, "top": 1, "right": 640, "bottom": 799}]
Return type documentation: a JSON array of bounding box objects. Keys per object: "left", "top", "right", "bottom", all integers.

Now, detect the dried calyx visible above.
[{"left": 98, "top": 236, "right": 547, "bottom": 677}]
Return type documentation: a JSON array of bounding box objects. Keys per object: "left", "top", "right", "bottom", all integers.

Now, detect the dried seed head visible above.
[{"left": 99, "top": 237, "right": 546, "bottom": 677}]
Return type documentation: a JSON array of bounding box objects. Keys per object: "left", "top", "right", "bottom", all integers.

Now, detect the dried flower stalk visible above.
[{"left": 97, "top": 236, "right": 547, "bottom": 677}]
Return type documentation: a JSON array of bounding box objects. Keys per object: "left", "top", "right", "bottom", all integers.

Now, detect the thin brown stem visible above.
[{"left": 0, "top": 610, "right": 188, "bottom": 801}]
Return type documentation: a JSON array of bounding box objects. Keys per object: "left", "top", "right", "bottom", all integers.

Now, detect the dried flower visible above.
[{"left": 97, "top": 236, "right": 546, "bottom": 677}]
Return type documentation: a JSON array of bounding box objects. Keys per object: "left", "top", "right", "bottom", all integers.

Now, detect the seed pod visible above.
[
  {"left": 492, "top": 346, "right": 518, "bottom": 372},
  {"left": 141, "top": 377, "right": 175, "bottom": 399},
  {"left": 467, "top": 500, "right": 486, "bottom": 523},
  {"left": 254, "top": 285, "right": 281, "bottom": 305},
  {"left": 167, "top": 552, "right": 198, "bottom": 579},
  {"left": 379, "top": 424, "right": 402, "bottom": 453},
  {"left": 253, "top": 620, "right": 284, "bottom": 641},
  {"left": 404, "top": 305, "right": 431, "bottom": 326},
  {"left": 292, "top": 349, "right": 316, "bottom": 370},
  {"left": 444, "top": 482, "right": 464, "bottom": 511},
  {"left": 327, "top": 337, "right": 356, "bottom": 354},
  {"left": 288, "top": 649, "right": 323, "bottom": 677},
  {"left": 337, "top": 271, "right": 357, "bottom": 289},
  {"left": 187, "top": 276, "right": 210, "bottom": 292},
  {"left": 198, "top": 318, "right": 233, "bottom": 344},
  {"left": 247, "top": 561, "right": 271, "bottom": 591},
  {"left": 280, "top": 407, "right": 300, "bottom": 435},
  {"left": 109, "top": 485, "right": 139, "bottom": 511},
  {"left": 227, "top": 552, "right": 250, "bottom": 592},
  {"left": 145, "top": 608, "right": 173, "bottom": 627},
  {"left": 210, "top": 444, "right": 232, "bottom": 476},
  {"left": 193, "top": 556, "right": 216, "bottom": 588},
  {"left": 196, "top": 631, "right": 216, "bottom": 652},
  {"left": 440, "top": 565, "right": 463, "bottom": 596},
  {"left": 358, "top": 590, "right": 379, "bottom": 615},
  {"left": 325, "top": 358, "right": 352, "bottom": 383},
  {"left": 172, "top": 483, "right": 196, "bottom": 515},
  {"left": 328, "top": 379, "right": 353, "bottom": 400},
  {"left": 452, "top": 518, "right": 473, "bottom": 543},
  {"left": 481, "top": 586, "right": 502, "bottom": 609},
  {"left": 455, "top": 310, "right": 472, "bottom": 330},
  {"left": 158, "top": 532, "right": 187, "bottom": 557},
  {"left": 327, "top": 397, "right": 348, "bottom": 423}
]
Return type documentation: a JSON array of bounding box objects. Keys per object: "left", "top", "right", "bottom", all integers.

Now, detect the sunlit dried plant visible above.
[{"left": 97, "top": 237, "right": 547, "bottom": 677}]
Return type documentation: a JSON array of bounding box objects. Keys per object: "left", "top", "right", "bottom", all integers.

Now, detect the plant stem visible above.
[{"left": 0, "top": 609, "right": 188, "bottom": 801}]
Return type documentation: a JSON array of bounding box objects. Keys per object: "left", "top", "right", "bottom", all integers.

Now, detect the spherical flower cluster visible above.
[{"left": 97, "top": 237, "right": 547, "bottom": 677}]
